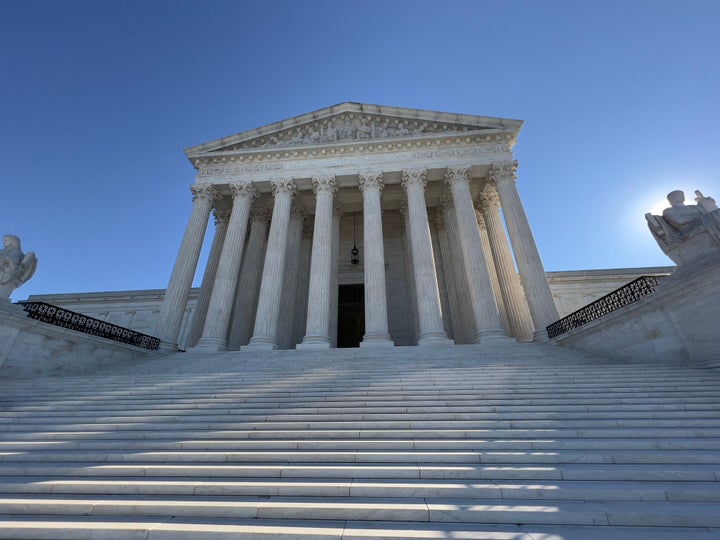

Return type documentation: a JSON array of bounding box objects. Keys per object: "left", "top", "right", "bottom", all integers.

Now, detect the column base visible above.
[
  {"left": 532, "top": 329, "right": 550, "bottom": 342},
  {"left": 417, "top": 331, "right": 454, "bottom": 346},
  {"left": 157, "top": 341, "right": 180, "bottom": 354},
  {"left": 242, "top": 336, "right": 278, "bottom": 351},
  {"left": 473, "top": 330, "right": 513, "bottom": 344},
  {"left": 360, "top": 334, "right": 394, "bottom": 348},
  {"left": 297, "top": 335, "right": 331, "bottom": 350},
  {"left": 192, "top": 337, "right": 228, "bottom": 352}
]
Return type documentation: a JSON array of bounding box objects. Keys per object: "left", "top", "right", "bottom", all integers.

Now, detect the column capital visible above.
[
  {"left": 489, "top": 161, "right": 518, "bottom": 184},
  {"left": 271, "top": 178, "right": 297, "bottom": 198},
  {"left": 213, "top": 208, "right": 232, "bottom": 226},
  {"left": 444, "top": 166, "right": 471, "bottom": 187},
  {"left": 439, "top": 194, "right": 453, "bottom": 211},
  {"left": 358, "top": 171, "right": 384, "bottom": 193},
  {"left": 312, "top": 175, "right": 338, "bottom": 195},
  {"left": 398, "top": 201, "right": 408, "bottom": 219},
  {"left": 477, "top": 190, "right": 501, "bottom": 210},
  {"left": 434, "top": 207, "right": 446, "bottom": 231},
  {"left": 401, "top": 168, "right": 427, "bottom": 190},
  {"left": 290, "top": 205, "right": 307, "bottom": 221},
  {"left": 475, "top": 209, "right": 488, "bottom": 231},
  {"left": 190, "top": 183, "right": 217, "bottom": 203},
  {"left": 251, "top": 206, "right": 270, "bottom": 223},
  {"left": 229, "top": 181, "right": 257, "bottom": 201}
]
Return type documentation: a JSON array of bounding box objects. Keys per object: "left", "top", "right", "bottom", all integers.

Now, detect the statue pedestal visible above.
[{"left": 552, "top": 251, "right": 720, "bottom": 370}]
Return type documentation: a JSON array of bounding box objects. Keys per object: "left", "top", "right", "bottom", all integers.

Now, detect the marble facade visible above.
[{"left": 149, "top": 103, "right": 568, "bottom": 351}]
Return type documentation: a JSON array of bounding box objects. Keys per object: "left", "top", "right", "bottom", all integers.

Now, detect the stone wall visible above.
[
  {"left": 0, "top": 304, "right": 156, "bottom": 378},
  {"left": 551, "top": 255, "right": 720, "bottom": 369}
]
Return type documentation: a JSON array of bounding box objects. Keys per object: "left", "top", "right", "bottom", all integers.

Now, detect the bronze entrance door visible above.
[{"left": 337, "top": 284, "right": 365, "bottom": 348}]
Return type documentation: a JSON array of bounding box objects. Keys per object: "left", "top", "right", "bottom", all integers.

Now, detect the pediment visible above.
[{"left": 185, "top": 102, "right": 522, "bottom": 157}]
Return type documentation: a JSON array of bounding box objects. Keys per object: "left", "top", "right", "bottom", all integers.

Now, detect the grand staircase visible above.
[{"left": 1, "top": 342, "right": 719, "bottom": 539}]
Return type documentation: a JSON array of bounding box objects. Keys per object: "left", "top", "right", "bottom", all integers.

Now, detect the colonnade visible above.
[{"left": 155, "top": 161, "right": 558, "bottom": 351}]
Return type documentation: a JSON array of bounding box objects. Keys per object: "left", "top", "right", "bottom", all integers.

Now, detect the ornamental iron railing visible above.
[
  {"left": 17, "top": 301, "right": 160, "bottom": 351},
  {"left": 546, "top": 275, "right": 667, "bottom": 340}
]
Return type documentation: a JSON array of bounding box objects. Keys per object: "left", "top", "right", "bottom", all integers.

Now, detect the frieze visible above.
[
  {"left": 197, "top": 144, "right": 511, "bottom": 180},
  {"left": 217, "top": 113, "right": 488, "bottom": 151}
]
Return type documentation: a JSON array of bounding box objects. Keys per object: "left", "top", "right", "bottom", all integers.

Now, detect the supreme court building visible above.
[{"left": 154, "top": 103, "right": 560, "bottom": 351}]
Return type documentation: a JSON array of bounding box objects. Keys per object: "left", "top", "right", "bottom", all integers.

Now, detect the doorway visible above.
[{"left": 337, "top": 284, "right": 365, "bottom": 348}]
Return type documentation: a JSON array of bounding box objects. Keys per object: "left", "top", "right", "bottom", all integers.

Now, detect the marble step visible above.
[
  {"left": 4, "top": 410, "right": 720, "bottom": 424},
  {"left": 2, "top": 436, "right": 718, "bottom": 451},
  {"left": 6, "top": 402, "right": 720, "bottom": 415},
  {"left": 2, "top": 462, "right": 718, "bottom": 481},
  {"left": 1, "top": 477, "right": 718, "bottom": 502},
  {"left": 3, "top": 420, "right": 720, "bottom": 435},
  {"left": 0, "top": 516, "right": 719, "bottom": 540},
  {"left": 1, "top": 449, "right": 718, "bottom": 465},
  {"left": 4, "top": 427, "right": 720, "bottom": 441},
  {"left": 1, "top": 494, "right": 719, "bottom": 527}
]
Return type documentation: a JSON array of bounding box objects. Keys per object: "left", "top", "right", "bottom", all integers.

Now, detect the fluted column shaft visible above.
[
  {"left": 475, "top": 210, "right": 511, "bottom": 335},
  {"left": 278, "top": 207, "right": 305, "bottom": 349},
  {"left": 441, "top": 201, "right": 475, "bottom": 344},
  {"left": 401, "top": 169, "right": 452, "bottom": 345},
  {"left": 299, "top": 176, "right": 337, "bottom": 348},
  {"left": 246, "top": 179, "right": 296, "bottom": 349},
  {"left": 445, "top": 167, "right": 505, "bottom": 341},
  {"left": 490, "top": 162, "right": 559, "bottom": 339},
  {"left": 197, "top": 182, "right": 256, "bottom": 350},
  {"left": 399, "top": 202, "right": 419, "bottom": 342},
  {"left": 186, "top": 208, "right": 230, "bottom": 348},
  {"left": 330, "top": 206, "right": 342, "bottom": 347},
  {"left": 478, "top": 191, "right": 533, "bottom": 341},
  {"left": 226, "top": 207, "right": 269, "bottom": 349},
  {"left": 156, "top": 184, "right": 216, "bottom": 349},
  {"left": 293, "top": 222, "right": 313, "bottom": 347},
  {"left": 359, "top": 172, "right": 393, "bottom": 347}
]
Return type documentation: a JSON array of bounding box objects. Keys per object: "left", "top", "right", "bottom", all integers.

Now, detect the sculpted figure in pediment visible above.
[
  {"left": 226, "top": 114, "right": 478, "bottom": 151},
  {"left": 646, "top": 190, "right": 720, "bottom": 266}
]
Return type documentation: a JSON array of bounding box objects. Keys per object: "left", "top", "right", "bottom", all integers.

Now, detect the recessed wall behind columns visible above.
[
  {"left": 25, "top": 268, "right": 675, "bottom": 350},
  {"left": 551, "top": 254, "right": 720, "bottom": 370}
]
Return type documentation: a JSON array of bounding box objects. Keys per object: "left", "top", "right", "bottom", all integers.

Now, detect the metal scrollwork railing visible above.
[
  {"left": 546, "top": 275, "right": 666, "bottom": 340},
  {"left": 17, "top": 301, "right": 160, "bottom": 351}
]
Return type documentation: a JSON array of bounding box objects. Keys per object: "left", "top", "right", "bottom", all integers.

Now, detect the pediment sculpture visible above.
[
  {"left": 217, "top": 113, "right": 484, "bottom": 152},
  {"left": 0, "top": 234, "right": 37, "bottom": 301},
  {"left": 646, "top": 190, "right": 720, "bottom": 266}
]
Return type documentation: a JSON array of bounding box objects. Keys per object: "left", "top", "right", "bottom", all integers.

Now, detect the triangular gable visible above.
[{"left": 185, "top": 102, "right": 522, "bottom": 157}]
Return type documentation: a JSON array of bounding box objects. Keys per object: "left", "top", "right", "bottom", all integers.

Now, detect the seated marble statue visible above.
[
  {"left": 0, "top": 234, "right": 37, "bottom": 301},
  {"left": 646, "top": 190, "right": 720, "bottom": 266}
]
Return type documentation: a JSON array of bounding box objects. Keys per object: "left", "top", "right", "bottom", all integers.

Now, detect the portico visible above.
[{"left": 155, "top": 103, "right": 558, "bottom": 351}]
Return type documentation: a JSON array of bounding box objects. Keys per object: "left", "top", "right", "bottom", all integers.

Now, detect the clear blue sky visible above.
[{"left": 2, "top": 0, "right": 718, "bottom": 301}]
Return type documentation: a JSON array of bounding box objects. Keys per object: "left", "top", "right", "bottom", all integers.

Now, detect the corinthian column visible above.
[
  {"left": 477, "top": 191, "right": 533, "bottom": 341},
  {"left": 401, "top": 169, "right": 453, "bottom": 346},
  {"left": 475, "top": 209, "right": 511, "bottom": 335},
  {"left": 196, "top": 181, "right": 256, "bottom": 350},
  {"left": 226, "top": 206, "right": 269, "bottom": 349},
  {"left": 185, "top": 207, "right": 230, "bottom": 348},
  {"left": 440, "top": 199, "right": 475, "bottom": 344},
  {"left": 445, "top": 166, "right": 506, "bottom": 342},
  {"left": 155, "top": 183, "right": 216, "bottom": 350},
  {"left": 359, "top": 172, "right": 393, "bottom": 347},
  {"left": 245, "top": 179, "right": 296, "bottom": 349},
  {"left": 298, "top": 176, "right": 337, "bottom": 348},
  {"left": 278, "top": 206, "right": 306, "bottom": 349},
  {"left": 489, "top": 161, "right": 559, "bottom": 339}
]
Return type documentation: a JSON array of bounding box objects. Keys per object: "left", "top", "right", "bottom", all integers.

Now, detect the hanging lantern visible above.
[{"left": 351, "top": 213, "right": 360, "bottom": 265}]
